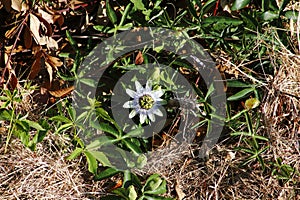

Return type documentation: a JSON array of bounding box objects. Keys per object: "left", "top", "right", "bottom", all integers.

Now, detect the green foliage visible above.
[
  {"left": 0, "top": 89, "right": 49, "bottom": 152},
  {"left": 270, "top": 158, "right": 298, "bottom": 184},
  {"left": 93, "top": 1, "right": 133, "bottom": 34},
  {"left": 229, "top": 112, "right": 270, "bottom": 170},
  {"left": 103, "top": 173, "right": 174, "bottom": 200},
  {"left": 60, "top": 96, "right": 148, "bottom": 174}
]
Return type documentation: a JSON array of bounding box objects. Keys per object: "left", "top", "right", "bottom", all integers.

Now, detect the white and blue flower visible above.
[{"left": 123, "top": 80, "right": 165, "bottom": 124}]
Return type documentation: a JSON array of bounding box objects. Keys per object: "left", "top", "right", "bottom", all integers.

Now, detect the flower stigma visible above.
[{"left": 139, "top": 95, "right": 154, "bottom": 110}]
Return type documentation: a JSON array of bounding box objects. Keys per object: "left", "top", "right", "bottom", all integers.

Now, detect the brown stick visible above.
[{"left": 0, "top": 12, "right": 30, "bottom": 87}]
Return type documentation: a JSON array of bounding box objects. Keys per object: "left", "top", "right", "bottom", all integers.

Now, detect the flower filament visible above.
[{"left": 139, "top": 95, "right": 154, "bottom": 110}]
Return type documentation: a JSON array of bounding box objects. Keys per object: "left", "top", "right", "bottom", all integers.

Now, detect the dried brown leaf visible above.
[
  {"left": 40, "top": 36, "right": 58, "bottom": 49},
  {"left": 23, "top": 25, "right": 32, "bottom": 49},
  {"left": 11, "top": 0, "right": 28, "bottom": 12},
  {"left": 175, "top": 180, "right": 186, "bottom": 200},
  {"left": 135, "top": 51, "right": 144, "bottom": 65},
  {"left": 45, "top": 61, "right": 53, "bottom": 84},
  {"left": 35, "top": 13, "right": 53, "bottom": 36},
  {"left": 29, "top": 13, "right": 57, "bottom": 49},
  {"left": 30, "top": 13, "right": 42, "bottom": 44},
  {"left": 43, "top": 5, "right": 64, "bottom": 27},
  {"left": 29, "top": 51, "right": 42, "bottom": 79},
  {"left": 4, "top": 52, "right": 18, "bottom": 90},
  {"left": 5, "top": 25, "right": 18, "bottom": 39},
  {"left": 0, "top": 0, "right": 11, "bottom": 12},
  {"left": 40, "top": 87, "right": 48, "bottom": 95},
  {"left": 48, "top": 86, "right": 75, "bottom": 98},
  {"left": 8, "top": 72, "right": 18, "bottom": 90},
  {"left": 45, "top": 54, "right": 63, "bottom": 68},
  {"left": 54, "top": 15, "right": 64, "bottom": 27},
  {"left": 38, "top": 8, "right": 54, "bottom": 24}
]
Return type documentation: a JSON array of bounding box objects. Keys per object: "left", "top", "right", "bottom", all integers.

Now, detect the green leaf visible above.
[
  {"left": 67, "top": 107, "right": 75, "bottom": 121},
  {"left": 23, "top": 120, "right": 45, "bottom": 131},
  {"left": 279, "top": 0, "right": 291, "bottom": 12},
  {"left": 125, "top": 127, "right": 144, "bottom": 137},
  {"left": 261, "top": 0, "right": 269, "bottom": 11},
  {"left": 84, "top": 150, "right": 98, "bottom": 174},
  {"left": 202, "top": 16, "right": 243, "bottom": 26},
  {"left": 227, "top": 87, "right": 255, "bottom": 101},
  {"left": 144, "top": 196, "right": 174, "bottom": 200},
  {"left": 56, "top": 123, "right": 73, "bottom": 133},
  {"left": 144, "top": 179, "right": 167, "bottom": 195},
  {"left": 205, "top": 84, "right": 214, "bottom": 101},
  {"left": 128, "top": 185, "right": 138, "bottom": 200},
  {"left": 0, "top": 109, "right": 12, "bottom": 121},
  {"left": 16, "top": 120, "right": 30, "bottom": 131},
  {"left": 96, "top": 108, "right": 121, "bottom": 132},
  {"left": 93, "top": 122, "right": 119, "bottom": 138},
  {"left": 112, "top": 188, "right": 129, "bottom": 199},
  {"left": 122, "top": 139, "right": 142, "bottom": 155},
  {"left": 245, "top": 98, "right": 260, "bottom": 110},
  {"left": 143, "top": 174, "right": 160, "bottom": 190},
  {"left": 143, "top": 174, "right": 167, "bottom": 195},
  {"left": 79, "top": 78, "right": 97, "bottom": 87},
  {"left": 201, "top": 0, "right": 217, "bottom": 17},
  {"left": 93, "top": 25, "right": 105, "bottom": 32},
  {"left": 86, "top": 135, "right": 115, "bottom": 150},
  {"left": 28, "top": 130, "right": 47, "bottom": 151},
  {"left": 226, "top": 80, "right": 252, "bottom": 88},
  {"left": 118, "top": 23, "right": 134, "bottom": 31},
  {"left": 230, "top": 131, "right": 252, "bottom": 137},
  {"left": 136, "top": 154, "right": 147, "bottom": 169},
  {"left": 284, "top": 10, "right": 299, "bottom": 20},
  {"left": 123, "top": 170, "right": 132, "bottom": 188},
  {"left": 49, "top": 115, "right": 72, "bottom": 123},
  {"left": 130, "top": 0, "right": 145, "bottom": 10},
  {"left": 95, "top": 167, "right": 120, "bottom": 180},
  {"left": 67, "top": 147, "right": 83, "bottom": 160},
  {"left": 240, "top": 12, "right": 259, "bottom": 31},
  {"left": 18, "top": 130, "right": 29, "bottom": 146},
  {"left": 96, "top": 108, "right": 115, "bottom": 123},
  {"left": 89, "top": 150, "right": 111, "bottom": 167},
  {"left": 261, "top": 11, "right": 279, "bottom": 21},
  {"left": 66, "top": 30, "right": 78, "bottom": 50},
  {"left": 119, "top": 3, "right": 132, "bottom": 26},
  {"left": 187, "top": 0, "right": 198, "bottom": 19},
  {"left": 106, "top": 0, "right": 118, "bottom": 25},
  {"left": 231, "top": 0, "right": 250, "bottom": 11}
]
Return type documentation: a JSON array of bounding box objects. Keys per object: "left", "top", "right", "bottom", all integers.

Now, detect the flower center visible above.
[{"left": 139, "top": 95, "right": 154, "bottom": 110}]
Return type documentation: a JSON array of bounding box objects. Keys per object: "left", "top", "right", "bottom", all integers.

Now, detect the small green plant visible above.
[
  {"left": 103, "top": 173, "right": 174, "bottom": 200},
  {"left": 0, "top": 89, "right": 48, "bottom": 152},
  {"left": 271, "top": 158, "right": 298, "bottom": 184},
  {"left": 226, "top": 80, "right": 269, "bottom": 170},
  {"left": 93, "top": 1, "right": 133, "bottom": 34},
  {"left": 58, "top": 95, "right": 148, "bottom": 173}
]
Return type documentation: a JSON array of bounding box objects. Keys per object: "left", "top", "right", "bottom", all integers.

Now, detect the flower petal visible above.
[
  {"left": 129, "top": 110, "right": 137, "bottom": 118},
  {"left": 123, "top": 101, "right": 134, "bottom": 108},
  {"left": 139, "top": 113, "right": 147, "bottom": 124},
  {"left": 157, "top": 99, "right": 167, "bottom": 105},
  {"left": 146, "top": 80, "right": 152, "bottom": 91},
  {"left": 148, "top": 113, "right": 155, "bottom": 122},
  {"left": 152, "top": 90, "right": 164, "bottom": 98},
  {"left": 126, "top": 89, "right": 136, "bottom": 98},
  {"left": 135, "top": 81, "right": 143, "bottom": 92},
  {"left": 153, "top": 108, "right": 163, "bottom": 116}
]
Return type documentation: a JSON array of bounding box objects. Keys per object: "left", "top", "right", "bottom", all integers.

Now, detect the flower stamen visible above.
[{"left": 139, "top": 95, "right": 154, "bottom": 110}]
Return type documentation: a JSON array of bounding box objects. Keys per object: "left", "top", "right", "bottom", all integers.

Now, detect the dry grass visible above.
[
  {"left": 1, "top": 3, "right": 300, "bottom": 200},
  {"left": 1, "top": 47, "right": 300, "bottom": 200},
  {"left": 0, "top": 133, "right": 109, "bottom": 199}
]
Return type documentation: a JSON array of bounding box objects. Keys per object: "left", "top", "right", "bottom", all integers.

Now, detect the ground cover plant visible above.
[{"left": 0, "top": 0, "right": 299, "bottom": 199}]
